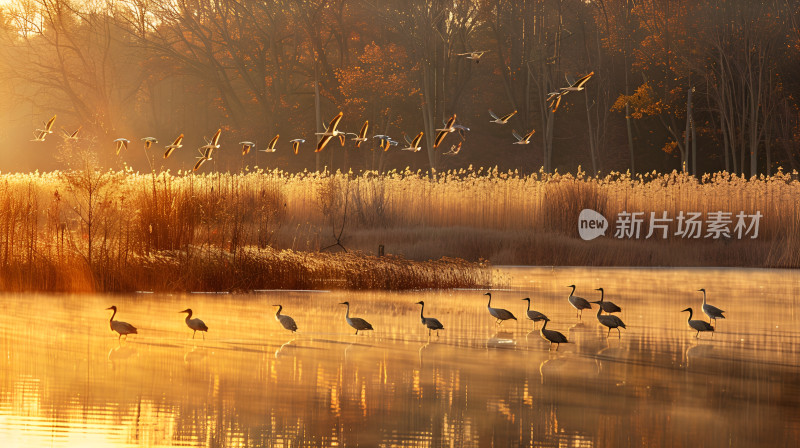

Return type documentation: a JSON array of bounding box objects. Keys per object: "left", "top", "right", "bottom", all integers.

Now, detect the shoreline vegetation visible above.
[{"left": 0, "top": 165, "right": 798, "bottom": 292}]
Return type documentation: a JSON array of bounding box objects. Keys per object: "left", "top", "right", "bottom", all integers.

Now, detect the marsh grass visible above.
[{"left": 0, "top": 165, "right": 796, "bottom": 292}]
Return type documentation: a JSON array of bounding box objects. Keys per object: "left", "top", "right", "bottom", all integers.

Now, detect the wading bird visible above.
[
  {"left": 290, "top": 138, "right": 305, "bottom": 154},
  {"left": 521, "top": 297, "right": 547, "bottom": 329},
  {"left": 457, "top": 50, "right": 489, "bottom": 63},
  {"left": 239, "top": 141, "right": 255, "bottom": 155},
  {"left": 142, "top": 137, "right": 158, "bottom": 149},
  {"left": 274, "top": 305, "right": 298, "bottom": 333},
  {"left": 443, "top": 142, "right": 462, "bottom": 156},
  {"left": 567, "top": 285, "right": 592, "bottom": 320},
  {"left": 315, "top": 111, "right": 344, "bottom": 153},
  {"left": 200, "top": 128, "right": 222, "bottom": 158},
  {"left": 485, "top": 292, "right": 517, "bottom": 325},
  {"left": 698, "top": 288, "right": 725, "bottom": 325},
  {"left": 489, "top": 109, "right": 517, "bottom": 124},
  {"left": 682, "top": 307, "right": 715, "bottom": 338},
  {"left": 62, "top": 126, "right": 81, "bottom": 140},
  {"left": 594, "top": 288, "right": 622, "bottom": 313},
  {"left": 401, "top": 132, "right": 424, "bottom": 152},
  {"left": 416, "top": 301, "right": 444, "bottom": 336},
  {"left": 434, "top": 114, "right": 457, "bottom": 148},
  {"left": 163, "top": 133, "right": 184, "bottom": 159},
  {"left": 512, "top": 129, "right": 535, "bottom": 145},
  {"left": 179, "top": 308, "right": 208, "bottom": 339},
  {"left": 592, "top": 303, "right": 626, "bottom": 338},
  {"left": 114, "top": 138, "right": 130, "bottom": 155},
  {"left": 106, "top": 306, "right": 138, "bottom": 340},
  {"left": 260, "top": 135, "right": 279, "bottom": 153},
  {"left": 348, "top": 121, "right": 369, "bottom": 147},
  {"left": 540, "top": 317, "right": 569, "bottom": 351},
  {"left": 340, "top": 301, "right": 374, "bottom": 335}
]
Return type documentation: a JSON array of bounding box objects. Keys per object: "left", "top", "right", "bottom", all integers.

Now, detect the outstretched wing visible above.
[
  {"left": 326, "top": 111, "right": 344, "bottom": 133},
  {"left": 488, "top": 109, "right": 500, "bottom": 120},
  {"left": 573, "top": 71, "right": 594, "bottom": 89},
  {"left": 209, "top": 128, "right": 222, "bottom": 146},
  {"left": 316, "top": 135, "right": 334, "bottom": 153},
  {"left": 44, "top": 115, "right": 56, "bottom": 132},
  {"left": 500, "top": 110, "right": 517, "bottom": 122},
  {"left": 444, "top": 114, "right": 456, "bottom": 129},
  {"left": 193, "top": 157, "right": 207, "bottom": 172},
  {"left": 548, "top": 94, "right": 562, "bottom": 113},
  {"left": 512, "top": 130, "right": 522, "bottom": 141},
  {"left": 268, "top": 134, "right": 279, "bottom": 150},
  {"left": 434, "top": 129, "right": 448, "bottom": 148},
  {"left": 358, "top": 120, "right": 369, "bottom": 139},
  {"left": 411, "top": 131, "right": 423, "bottom": 147}
]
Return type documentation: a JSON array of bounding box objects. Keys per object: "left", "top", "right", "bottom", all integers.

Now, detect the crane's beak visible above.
[{"left": 681, "top": 308, "right": 691, "bottom": 312}]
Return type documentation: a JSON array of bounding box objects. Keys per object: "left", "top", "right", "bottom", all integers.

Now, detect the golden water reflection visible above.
[{"left": 0, "top": 267, "right": 799, "bottom": 447}]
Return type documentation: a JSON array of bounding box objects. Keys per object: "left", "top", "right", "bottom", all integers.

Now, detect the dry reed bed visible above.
[{"left": 0, "top": 167, "right": 797, "bottom": 293}]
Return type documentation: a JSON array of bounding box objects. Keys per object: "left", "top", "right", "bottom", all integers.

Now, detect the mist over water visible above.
[{"left": 0, "top": 267, "right": 797, "bottom": 447}]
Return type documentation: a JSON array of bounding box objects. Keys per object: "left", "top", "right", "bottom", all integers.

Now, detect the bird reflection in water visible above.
[
  {"left": 184, "top": 345, "right": 209, "bottom": 364},
  {"left": 486, "top": 331, "right": 516, "bottom": 350},
  {"left": 275, "top": 337, "right": 296, "bottom": 358},
  {"left": 107, "top": 343, "right": 138, "bottom": 368}
]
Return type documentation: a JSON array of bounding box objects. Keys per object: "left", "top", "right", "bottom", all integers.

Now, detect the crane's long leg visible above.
[
  {"left": 695, "top": 330, "right": 700, "bottom": 338},
  {"left": 607, "top": 327, "right": 612, "bottom": 338},
  {"left": 193, "top": 330, "right": 196, "bottom": 339},
  {"left": 555, "top": 342, "right": 560, "bottom": 351},
  {"left": 617, "top": 328, "right": 621, "bottom": 339}
]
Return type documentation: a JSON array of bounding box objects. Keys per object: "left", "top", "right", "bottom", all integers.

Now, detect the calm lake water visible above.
[{"left": 0, "top": 267, "right": 798, "bottom": 447}]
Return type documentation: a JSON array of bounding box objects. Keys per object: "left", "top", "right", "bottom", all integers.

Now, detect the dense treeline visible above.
[{"left": 0, "top": 0, "right": 797, "bottom": 176}]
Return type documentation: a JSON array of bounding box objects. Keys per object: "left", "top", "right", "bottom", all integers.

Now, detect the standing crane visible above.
[
  {"left": 106, "top": 306, "right": 138, "bottom": 340},
  {"left": 484, "top": 292, "right": 517, "bottom": 324},
  {"left": 179, "top": 309, "right": 209, "bottom": 339},
  {"left": 339, "top": 302, "right": 374, "bottom": 335}
]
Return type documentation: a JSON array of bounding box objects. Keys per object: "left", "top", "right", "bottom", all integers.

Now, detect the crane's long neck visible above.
[
  {"left": 344, "top": 304, "right": 350, "bottom": 319},
  {"left": 275, "top": 305, "right": 282, "bottom": 317},
  {"left": 185, "top": 310, "right": 192, "bottom": 320},
  {"left": 541, "top": 320, "right": 548, "bottom": 331},
  {"left": 419, "top": 304, "right": 425, "bottom": 320},
  {"left": 702, "top": 291, "right": 707, "bottom": 305},
  {"left": 597, "top": 306, "right": 603, "bottom": 317},
  {"left": 686, "top": 309, "right": 693, "bottom": 321},
  {"left": 525, "top": 299, "right": 531, "bottom": 312},
  {"left": 569, "top": 285, "right": 576, "bottom": 297},
  {"left": 109, "top": 308, "right": 116, "bottom": 322},
  {"left": 599, "top": 289, "right": 604, "bottom": 302},
  {"left": 486, "top": 294, "right": 492, "bottom": 308}
]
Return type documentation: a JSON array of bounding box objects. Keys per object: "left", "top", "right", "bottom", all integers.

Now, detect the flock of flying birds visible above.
[
  {"left": 30, "top": 59, "right": 594, "bottom": 172},
  {"left": 104, "top": 287, "right": 725, "bottom": 351}
]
